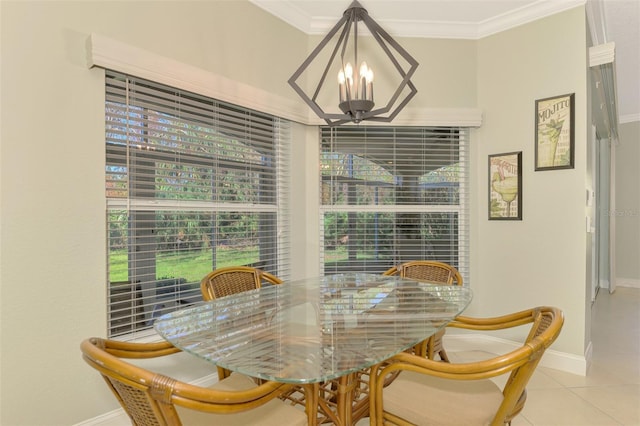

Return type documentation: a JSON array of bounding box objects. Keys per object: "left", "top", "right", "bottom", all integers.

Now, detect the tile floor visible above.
[
  {"left": 99, "top": 286, "right": 640, "bottom": 425},
  {"left": 355, "top": 286, "right": 640, "bottom": 425},
  {"left": 505, "top": 286, "right": 640, "bottom": 426}
]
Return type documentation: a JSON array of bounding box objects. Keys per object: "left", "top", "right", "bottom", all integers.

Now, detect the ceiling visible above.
[{"left": 250, "top": 0, "right": 640, "bottom": 123}]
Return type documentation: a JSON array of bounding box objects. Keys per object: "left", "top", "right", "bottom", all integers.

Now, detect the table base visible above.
[{"left": 279, "top": 370, "right": 371, "bottom": 426}]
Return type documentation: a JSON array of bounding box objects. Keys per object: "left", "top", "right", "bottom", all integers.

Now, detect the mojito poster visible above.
[{"left": 535, "top": 93, "right": 574, "bottom": 170}]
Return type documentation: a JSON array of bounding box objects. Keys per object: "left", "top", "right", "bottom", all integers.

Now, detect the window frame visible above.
[
  {"left": 319, "top": 126, "right": 470, "bottom": 279},
  {"left": 105, "top": 71, "right": 290, "bottom": 339}
]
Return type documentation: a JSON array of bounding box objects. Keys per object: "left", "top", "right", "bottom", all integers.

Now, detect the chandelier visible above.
[{"left": 288, "top": 0, "right": 419, "bottom": 126}]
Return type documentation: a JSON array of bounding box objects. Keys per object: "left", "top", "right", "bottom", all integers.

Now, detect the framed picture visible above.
[
  {"left": 535, "top": 93, "right": 575, "bottom": 171},
  {"left": 489, "top": 151, "right": 522, "bottom": 220}
]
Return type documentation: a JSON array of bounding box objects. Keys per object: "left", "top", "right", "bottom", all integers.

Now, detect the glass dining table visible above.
[{"left": 154, "top": 273, "right": 473, "bottom": 425}]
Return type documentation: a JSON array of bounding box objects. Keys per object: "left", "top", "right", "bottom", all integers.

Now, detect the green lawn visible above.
[
  {"left": 109, "top": 246, "right": 259, "bottom": 283},
  {"left": 110, "top": 245, "right": 388, "bottom": 283},
  {"left": 324, "top": 246, "right": 389, "bottom": 262}
]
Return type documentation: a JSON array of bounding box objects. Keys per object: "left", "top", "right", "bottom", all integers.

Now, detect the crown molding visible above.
[
  {"left": 309, "top": 16, "right": 482, "bottom": 39},
  {"left": 250, "top": 0, "right": 314, "bottom": 34},
  {"left": 478, "top": 0, "right": 585, "bottom": 38},
  {"left": 251, "top": 0, "right": 585, "bottom": 40}
]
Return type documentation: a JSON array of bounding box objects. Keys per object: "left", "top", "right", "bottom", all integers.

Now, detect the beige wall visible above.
[
  {"left": 303, "top": 34, "right": 478, "bottom": 113},
  {"left": 616, "top": 121, "right": 640, "bottom": 283},
  {"left": 0, "top": 2, "right": 309, "bottom": 424},
  {"left": 1, "top": 1, "right": 590, "bottom": 424},
  {"left": 474, "top": 7, "right": 589, "bottom": 355}
]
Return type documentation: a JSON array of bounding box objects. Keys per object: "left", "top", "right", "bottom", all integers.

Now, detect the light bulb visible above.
[
  {"left": 366, "top": 69, "right": 374, "bottom": 83},
  {"left": 359, "top": 61, "right": 369, "bottom": 80},
  {"left": 344, "top": 63, "right": 353, "bottom": 80},
  {"left": 338, "top": 69, "right": 347, "bottom": 103}
]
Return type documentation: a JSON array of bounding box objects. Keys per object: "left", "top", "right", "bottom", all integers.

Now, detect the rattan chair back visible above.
[
  {"left": 200, "top": 266, "right": 283, "bottom": 301},
  {"left": 383, "top": 260, "right": 463, "bottom": 286},
  {"left": 369, "top": 306, "right": 564, "bottom": 426},
  {"left": 80, "top": 337, "right": 306, "bottom": 426},
  {"left": 199, "top": 266, "right": 283, "bottom": 380},
  {"left": 383, "top": 260, "right": 463, "bottom": 360}
]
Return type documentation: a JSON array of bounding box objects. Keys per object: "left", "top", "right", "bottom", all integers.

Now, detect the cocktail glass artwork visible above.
[
  {"left": 489, "top": 152, "right": 522, "bottom": 220},
  {"left": 537, "top": 118, "right": 565, "bottom": 168},
  {"left": 491, "top": 172, "right": 519, "bottom": 217},
  {"left": 535, "top": 93, "right": 575, "bottom": 171}
]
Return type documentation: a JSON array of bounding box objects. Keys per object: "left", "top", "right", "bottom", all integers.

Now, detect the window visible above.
[
  {"left": 106, "top": 71, "right": 290, "bottom": 338},
  {"left": 320, "top": 126, "right": 469, "bottom": 279}
]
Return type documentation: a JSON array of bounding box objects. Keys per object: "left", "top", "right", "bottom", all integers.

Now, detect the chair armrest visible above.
[
  {"left": 449, "top": 307, "right": 539, "bottom": 331},
  {"left": 374, "top": 348, "right": 533, "bottom": 382}
]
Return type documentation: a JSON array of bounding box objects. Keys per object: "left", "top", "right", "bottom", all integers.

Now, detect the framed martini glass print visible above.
[{"left": 489, "top": 151, "right": 522, "bottom": 220}]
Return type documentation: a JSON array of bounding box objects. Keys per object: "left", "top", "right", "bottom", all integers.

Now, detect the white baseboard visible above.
[
  {"left": 74, "top": 409, "right": 126, "bottom": 426},
  {"left": 617, "top": 278, "right": 640, "bottom": 288},
  {"left": 444, "top": 334, "right": 588, "bottom": 376}
]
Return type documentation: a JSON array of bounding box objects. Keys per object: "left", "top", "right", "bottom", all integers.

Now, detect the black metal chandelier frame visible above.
[{"left": 288, "top": 0, "right": 419, "bottom": 126}]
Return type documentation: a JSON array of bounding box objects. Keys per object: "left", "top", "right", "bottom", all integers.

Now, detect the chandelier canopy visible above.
[{"left": 288, "top": 0, "right": 419, "bottom": 126}]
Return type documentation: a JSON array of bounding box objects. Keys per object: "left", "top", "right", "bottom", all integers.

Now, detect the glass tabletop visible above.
[{"left": 154, "top": 273, "right": 472, "bottom": 384}]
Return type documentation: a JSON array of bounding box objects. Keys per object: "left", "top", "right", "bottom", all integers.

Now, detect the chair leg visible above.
[
  {"left": 438, "top": 347, "right": 450, "bottom": 363},
  {"left": 217, "top": 366, "right": 232, "bottom": 380},
  {"left": 413, "top": 341, "right": 426, "bottom": 357},
  {"left": 426, "top": 330, "right": 451, "bottom": 362}
]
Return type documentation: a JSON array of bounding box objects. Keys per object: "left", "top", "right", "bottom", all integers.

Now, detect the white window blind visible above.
[
  {"left": 105, "top": 71, "right": 290, "bottom": 338},
  {"left": 320, "top": 126, "right": 469, "bottom": 280}
]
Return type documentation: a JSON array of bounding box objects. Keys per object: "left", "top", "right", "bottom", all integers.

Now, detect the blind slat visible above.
[
  {"left": 320, "top": 126, "right": 470, "bottom": 279},
  {"left": 106, "top": 71, "right": 291, "bottom": 339}
]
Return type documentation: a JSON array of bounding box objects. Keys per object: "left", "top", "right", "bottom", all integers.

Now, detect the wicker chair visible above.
[
  {"left": 383, "top": 261, "right": 463, "bottom": 361},
  {"left": 200, "top": 266, "right": 283, "bottom": 301},
  {"left": 369, "top": 306, "right": 564, "bottom": 426},
  {"left": 200, "top": 266, "right": 283, "bottom": 380},
  {"left": 80, "top": 337, "right": 308, "bottom": 426}
]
